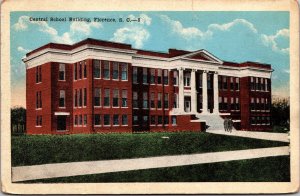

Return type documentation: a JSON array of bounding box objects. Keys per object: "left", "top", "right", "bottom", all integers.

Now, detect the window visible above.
[
  {"left": 133, "top": 115, "right": 138, "bottom": 125},
  {"left": 143, "top": 68, "right": 148, "bottom": 84},
  {"left": 230, "top": 97, "right": 234, "bottom": 110},
  {"left": 250, "top": 116, "right": 256, "bottom": 125},
  {"left": 83, "top": 114, "right": 87, "bottom": 126},
  {"left": 157, "top": 116, "right": 163, "bottom": 125},
  {"left": 104, "top": 89, "right": 110, "bottom": 107},
  {"left": 230, "top": 77, "right": 234, "bottom": 90},
  {"left": 78, "top": 115, "right": 82, "bottom": 125},
  {"left": 103, "top": 61, "right": 110, "bottom": 79},
  {"left": 261, "top": 98, "right": 265, "bottom": 110},
  {"left": 236, "top": 97, "right": 240, "bottom": 110},
  {"left": 250, "top": 77, "right": 255, "bottom": 91},
  {"left": 36, "top": 91, "right": 42, "bottom": 109},
  {"left": 157, "top": 69, "right": 162, "bottom": 84},
  {"left": 113, "top": 62, "right": 119, "bottom": 80},
  {"left": 94, "top": 114, "right": 101, "bottom": 126},
  {"left": 164, "top": 93, "right": 169, "bottom": 109},
  {"left": 164, "top": 116, "right": 169, "bottom": 125},
  {"left": 36, "top": 115, "right": 42, "bottom": 126},
  {"left": 163, "top": 69, "right": 168, "bottom": 85},
  {"left": 104, "top": 114, "right": 110, "bottom": 126},
  {"left": 235, "top": 78, "right": 239, "bottom": 90},
  {"left": 265, "top": 98, "right": 270, "bottom": 110},
  {"left": 122, "top": 90, "right": 128, "bottom": 107},
  {"left": 223, "top": 76, "right": 227, "bottom": 90},
  {"left": 266, "top": 116, "right": 271, "bottom": 125},
  {"left": 133, "top": 67, "right": 138, "bottom": 83},
  {"left": 113, "top": 89, "right": 119, "bottom": 107},
  {"left": 93, "top": 60, "right": 101, "bottom": 78},
  {"left": 256, "top": 78, "right": 259, "bottom": 91},
  {"left": 36, "top": 66, "right": 42, "bottom": 83},
  {"left": 150, "top": 92, "right": 155, "bottom": 109},
  {"left": 150, "top": 69, "right": 155, "bottom": 84},
  {"left": 74, "top": 115, "right": 78, "bottom": 126},
  {"left": 122, "top": 115, "right": 128, "bottom": 125},
  {"left": 83, "top": 88, "right": 87, "bottom": 107},
  {"left": 265, "top": 79, "right": 268, "bottom": 91},
  {"left": 173, "top": 71, "right": 178, "bottom": 85},
  {"left": 59, "top": 90, "right": 65, "bottom": 107},
  {"left": 94, "top": 88, "right": 101, "bottom": 107},
  {"left": 121, "top": 63, "right": 128, "bottom": 80},
  {"left": 74, "top": 63, "right": 78, "bottom": 80},
  {"left": 113, "top": 115, "right": 119, "bottom": 125},
  {"left": 78, "top": 89, "right": 82, "bottom": 107},
  {"left": 207, "top": 74, "right": 212, "bottom": 89},
  {"left": 224, "top": 97, "right": 228, "bottom": 110},
  {"left": 79, "top": 62, "right": 82, "bottom": 79},
  {"left": 143, "top": 92, "right": 148, "bottom": 108},
  {"left": 157, "top": 93, "right": 162, "bottom": 109},
  {"left": 184, "top": 72, "right": 191, "bottom": 87},
  {"left": 150, "top": 116, "right": 156, "bottom": 125},
  {"left": 133, "top": 91, "right": 138, "bottom": 108},
  {"left": 251, "top": 98, "right": 255, "bottom": 111},
  {"left": 262, "top": 78, "right": 265, "bottom": 91},
  {"left": 83, "top": 61, "right": 87, "bottom": 78},
  {"left": 74, "top": 90, "right": 78, "bottom": 107},
  {"left": 143, "top": 116, "right": 148, "bottom": 124},
  {"left": 256, "top": 98, "right": 260, "bottom": 110},
  {"left": 218, "top": 76, "right": 222, "bottom": 90},
  {"left": 59, "top": 64, "right": 65, "bottom": 80},
  {"left": 171, "top": 116, "right": 177, "bottom": 125}
]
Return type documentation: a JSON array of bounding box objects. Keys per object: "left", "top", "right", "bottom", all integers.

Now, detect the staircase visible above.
[{"left": 195, "top": 114, "right": 236, "bottom": 131}]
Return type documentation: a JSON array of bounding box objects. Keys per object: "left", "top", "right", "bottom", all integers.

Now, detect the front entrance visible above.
[
  {"left": 57, "top": 116, "right": 67, "bottom": 131},
  {"left": 184, "top": 97, "right": 191, "bottom": 112}
]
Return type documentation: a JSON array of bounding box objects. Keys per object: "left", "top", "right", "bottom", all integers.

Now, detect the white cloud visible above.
[
  {"left": 13, "top": 16, "right": 102, "bottom": 44},
  {"left": 208, "top": 19, "right": 258, "bottom": 33},
  {"left": 17, "top": 46, "right": 30, "bottom": 53},
  {"left": 110, "top": 14, "right": 151, "bottom": 48},
  {"left": 261, "top": 29, "right": 290, "bottom": 54}
]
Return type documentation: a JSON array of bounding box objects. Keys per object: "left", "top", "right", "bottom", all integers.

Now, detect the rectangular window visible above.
[
  {"left": 256, "top": 78, "right": 260, "bottom": 91},
  {"left": 143, "top": 92, "right": 148, "bottom": 108},
  {"left": 250, "top": 77, "right": 255, "bottom": 91},
  {"left": 133, "top": 115, "right": 138, "bottom": 125},
  {"left": 250, "top": 116, "right": 256, "bottom": 125},
  {"left": 36, "top": 115, "right": 42, "bottom": 126},
  {"left": 122, "top": 115, "right": 128, "bottom": 125},
  {"left": 83, "top": 88, "right": 87, "bottom": 107},
  {"left": 173, "top": 71, "right": 178, "bottom": 85},
  {"left": 164, "top": 116, "right": 169, "bottom": 125},
  {"left": 74, "top": 63, "right": 78, "bottom": 80},
  {"left": 224, "top": 97, "right": 228, "bottom": 110},
  {"left": 122, "top": 90, "right": 128, "bottom": 107},
  {"left": 164, "top": 93, "right": 169, "bottom": 109},
  {"left": 59, "top": 90, "right": 65, "bottom": 107},
  {"left": 74, "top": 90, "right": 77, "bottom": 107},
  {"left": 36, "top": 91, "right": 42, "bottom": 109},
  {"left": 261, "top": 78, "right": 265, "bottom": 91},
  {"left": 150, "top": 69, "right": 155, "bottom": 84},
  {"left": 207, "top": 74, "right": 212, "bottom": 89},
  {"left": 150, "top": 116, "right": 156, "bottom": 125},
  {"left": 121, "top": 63, "right": 128, "bottom": 80},
  {"left": 113, "top": 62, "right": 119, "bottom": 80},
  {"left": 133, "top": 91, "right": 138, "bottom": 108},
  {"left": 74, "top": 115, "right": 78, "bottom": 126},
  {"left": 94, "top": 88, "right": 101, "bottom": 107},
  {"left": 59, "top": 64, "right": 65, "bottom": 81},
  {"left": 157, "top": 69, "right": 162, "bottom": 84},
  {"left": 236, "top": 97, "right": 240, "bottom": 110},
  {"left": 266, "top": 98, "right": 270, "bottom": 110},
  {"left": 133, "top": 67, "right": 138, "bottom": 83},
  {"left": 230, "top": 77, "right": 234, "bottom": 90},
  {"left": 83, "top": 61, "right": 87, "bottom": 78},
  {"left": 223, "top": 76, "right": 227, "bottom": 90},
  {"left": 256, "top": 98, "right": 260, "bottom": 110},
  {"left": 94, "top": 114, "right": 101, "bottom": 126},
  {"left": 103, "top": 61, "right": 110, "bottom": 79},
  {"left": 143, "top": 116, "right": 148, "bottom": 124},
  {"left": 157, "top": 116, "right": 163, "bottom": 125},
  {"left": 143, "top": 68, "right": 148, "bottom": 84},
  {"left": 265, "top": 79, "right": 268, "bottom": 91},
  {"left": 104, "top": 114, "right": 110, "bottom": 126},
  {"left": 79, "top": 89, "right": 82, "bottom": 107},
  {"left": 113, "top": 89, "right": 119, "bottom": 107},
  {"left": 261, "top": 98, "right": 265, "bottom": 110},
  {"left": 219, "top": 97, "right": 223, "bottom": 110},
  {"left": 36, "top": 66, "right": 42, "bottom": 83},
  {"left": 230, "top": 97, "right": 234, "bottom": 110},
  {"left": 93, "top": 60, "right": 101, "bottom": 78},
  {"left": 78, "top": 115, "right": 82, "bottom": 125},
  {"left": 235, "top": 78, "right": 239, "bottom": 90},
  {"left": 113, "top": 115, "right": 119, "bottom": 125},
  {"left": 171, "top": 116, "right": 177, "bottom": 125},
  {"left": 79, "top": 62, "right": 82, "bottom": 79},
  {"left": 251, "top": 98, "right": 255, "bottom": 111},
  {"left": 184, "top": 72, "right": 191, "bottom": 87},
  {"left": 83, "top": 114, "right": 87, "bottom": 126},
  {"left": 104, "top": 89, "right": 110, "bottom": 107},
  {"left": 163, "top": 69, "right": 169, "bottom": 85},
  {"left": 157, "top": 93, "right": 162, "bottom": 109},
  {"left": 218, "top": 76, "right": 222, "bottom": 90},
  {"left": 150, "top": 92, "right": 155, "bottom": 108}
]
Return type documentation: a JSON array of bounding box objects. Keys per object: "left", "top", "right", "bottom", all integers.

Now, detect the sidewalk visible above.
[
  {"left": 206, "top": 130, "right": 289, "bottom": 142},
  {"left": 12, "top": 146, "right": 289, "bottom": 182}
]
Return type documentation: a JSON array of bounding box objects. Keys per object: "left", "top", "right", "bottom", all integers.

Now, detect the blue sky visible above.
[{"left": 11, "top": 11, "right": 289, "bottom": 107}]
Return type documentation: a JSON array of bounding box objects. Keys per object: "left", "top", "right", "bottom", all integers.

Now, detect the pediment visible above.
[{"left": 180, "top": 50, "right": 223, "bottom": 64}]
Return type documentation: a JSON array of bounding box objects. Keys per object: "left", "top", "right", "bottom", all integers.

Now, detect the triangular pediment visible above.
[{"left": 177, "top": 49, "right": 223, "bottom": 64}]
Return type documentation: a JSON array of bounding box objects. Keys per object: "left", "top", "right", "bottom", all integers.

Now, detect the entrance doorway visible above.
[
  {"left": 57, "top": 116, "right": 67, "bottom": 131},
  {"left": 184, "top": 97, "right": 191, "bottom": 112}
]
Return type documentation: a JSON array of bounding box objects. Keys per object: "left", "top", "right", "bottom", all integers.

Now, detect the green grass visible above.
[
  {"left": 25, "top": 156, "right": 290, "bottom": 183},
  {"left": 12, "top": 132, "right": 288, "bottom": 167}
]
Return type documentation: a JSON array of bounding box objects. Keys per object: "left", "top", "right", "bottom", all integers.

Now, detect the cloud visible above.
[
  {"left": 208, "top": 19, "right": 258, "bottom": 33},
  {"left": 17, "top": 46, "right": 30, "bottom": 53},
  {"left": 261, "top": 29, "right": 289, "bottom": 54},
  {"left": 13, "top": 16, "right": 102, "bottom": 44},
  {"left": 110, "top": 14, "right": 151, "bottom": 48}
]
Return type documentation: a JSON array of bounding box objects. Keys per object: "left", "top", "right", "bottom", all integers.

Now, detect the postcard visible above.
[{"left": 1, "top": 0, "right": 299, "bottom": 194}]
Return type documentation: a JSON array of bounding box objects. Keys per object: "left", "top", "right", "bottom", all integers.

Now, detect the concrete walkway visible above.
[
  {"left": 206, "top": 130, "right": 289, "bottom": 142},
  {"left": 12, "top": 146, "right": 289, "bottom": 182}
]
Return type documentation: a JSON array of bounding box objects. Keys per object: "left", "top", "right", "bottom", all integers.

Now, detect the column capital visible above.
[
  {"left": 178, "top": 67, "right": 184, "bottom": 71},
  {"left": 203, "top": 70, "right": 208, "bottom": 73}
]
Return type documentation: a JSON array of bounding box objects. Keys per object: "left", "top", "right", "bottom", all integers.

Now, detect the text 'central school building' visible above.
[{"left": 23, "top": 38, "right": 272, "bottom": 134}]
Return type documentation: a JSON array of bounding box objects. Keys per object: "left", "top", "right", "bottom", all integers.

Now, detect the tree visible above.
[
  {"left": 271, "top": 97, "right": 290, "bottom": 129},
  {"left": 11, "top": 106, "right": 26, "bottom": 134}
]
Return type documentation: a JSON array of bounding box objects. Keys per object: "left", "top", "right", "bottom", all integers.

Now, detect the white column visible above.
[
  {"left": 202, "top": 71, "right": 208, "bottom": 114},
  {"left": 213, "top": 72, "right": 219, "bottom": 114},
  {"left": 178, "top": 68, "right": 184, "bottom": 113},
  {"left": 191, "top": 69, "right": 197, "bottom": 114}
]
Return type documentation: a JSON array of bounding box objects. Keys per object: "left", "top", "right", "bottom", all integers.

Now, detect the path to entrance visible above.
[
  {"left": 12, "top": 146, "right": 289, "bottom": 182},
  {"left": 206, "top": 130, "right": 289, "bottom": 142}
]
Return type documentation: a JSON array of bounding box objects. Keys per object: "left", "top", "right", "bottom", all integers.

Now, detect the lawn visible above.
[
  {"left": 25, "top": 156, "right": 290, "bottom": 182},
  {"left": 12, "top": 132, "right": 288, "bottom": 167}
]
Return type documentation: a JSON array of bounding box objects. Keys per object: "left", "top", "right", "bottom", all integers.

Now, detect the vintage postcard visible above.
[{"left": 1, "top": 0, "right": 299, "bottom": 194}]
